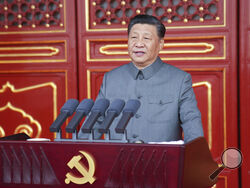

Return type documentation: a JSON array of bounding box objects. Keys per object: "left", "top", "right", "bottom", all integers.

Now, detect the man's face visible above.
[{"left": 128, "top": 24, "right": 164, "bottom": 68}]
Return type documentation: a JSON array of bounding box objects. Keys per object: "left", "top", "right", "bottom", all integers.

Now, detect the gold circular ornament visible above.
[
  {"left": 167, "top": 8, "right": 172, "bottom": 13},
  {"left": 32, "top": 24, "right": 36, "bottom": 28},
  {"left": 199, "top": 18, "right": 204, "bottom": 22},
  {"left": 4, "top": 25, "right": 8, "bottom": 29},
  {"left": 152, "top": 0, "right": 156, "bottom": 4},
  {"left": 184, "top": 18, "right": 188, "bottom": 23},
  {"left": 107, "top": 21, "right": 111, "bottom": 25},
  {"left": 216, "top": 17, "right": 220, "bottom": 21},
  {"left": 93, "top": 22, "right": 96, "bottom": 26},
  {"left": 45, "top": 23, "right": 50, "bottom": 27},
  {"left": 17, "top": 14, "right": 22, "bottom": 19},
  {"left": 167, "top": 19, "right": 172, "bottom": 23},
  {"left": 121, "top": 1, "right": 126, "bottom": 6},
  {"left": 136, "top": 9, "right": 141, "bottom": 14},
  {"left": 14, "top": 125, "right": 33, "bottom": 137},
  {"left": 199, "top": 7, "right": 204, "bottom": 11},
  {"left": 121, "top": 21, "right": 126, "bottom": 25}
]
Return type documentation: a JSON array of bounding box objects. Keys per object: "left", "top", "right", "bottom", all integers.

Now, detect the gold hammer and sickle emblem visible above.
[{"left": 65, "top": 151, "right": 96, "bottom": 185}]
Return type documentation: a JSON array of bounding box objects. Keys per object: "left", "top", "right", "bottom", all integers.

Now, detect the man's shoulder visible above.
[
  {"left": 105, "top": 63, "right": 130, "bottom": 76},
  {"left": 161, "top": 61, "right": 188, "bottom": 76}
]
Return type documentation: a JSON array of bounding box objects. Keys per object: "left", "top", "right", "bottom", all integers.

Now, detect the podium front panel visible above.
[{"left": 0, "top": 141, "right": 185, "bottom": 188}]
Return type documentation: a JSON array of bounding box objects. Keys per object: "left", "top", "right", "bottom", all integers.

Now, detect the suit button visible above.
[
  {"left": 132, "top": 134, "right": 138, "bottom": 138},
  {"left": 138, "top": 74, "right": 144, "bottom": 80},
  {"left": 137, "top": 95, "right": 142, "bottom": 99},
  {"left": 135, "top": 114, "right": 141, "bottom": 118},
  {"left": 159, "top": 100, "right": 163, "bottom": 105}
]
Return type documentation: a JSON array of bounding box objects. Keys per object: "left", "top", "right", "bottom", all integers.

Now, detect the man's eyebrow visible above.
[
  {"left": 130, "top": 31, "right": 139, "bottom": 35},
  {"left": 143, "top": 33, "right": 153, "bottom": 36},
  {"left": 130, "top": 31, "right": 153, "bottom": 36}
]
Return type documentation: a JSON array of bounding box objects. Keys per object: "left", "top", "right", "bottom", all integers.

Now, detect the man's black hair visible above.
[{"left": 128, "top": 14, "right": 166, "bottom": 39}]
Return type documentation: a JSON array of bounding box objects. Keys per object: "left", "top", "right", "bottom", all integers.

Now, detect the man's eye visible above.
[
  {"left": 131, "top": 36, "right": 137, "bottom": 39},
  {"left": 144, "top": 37, "right": 150, "bottom": 40}
]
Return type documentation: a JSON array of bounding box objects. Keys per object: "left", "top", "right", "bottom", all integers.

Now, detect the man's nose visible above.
[{"left": 135, "top": 38, "right": 145, "bottom": 47}]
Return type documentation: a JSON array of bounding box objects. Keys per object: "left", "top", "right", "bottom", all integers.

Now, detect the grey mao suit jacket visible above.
[{"left": 79, "top": 57, "right": 204, "bottom": 143}]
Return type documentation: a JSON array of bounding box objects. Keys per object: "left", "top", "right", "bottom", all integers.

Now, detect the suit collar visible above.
[{"left": 128, "top": 57, "right": 164, "bottom": 80}]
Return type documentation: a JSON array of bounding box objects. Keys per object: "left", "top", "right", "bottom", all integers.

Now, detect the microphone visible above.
[
  {"left": 81, "top": 98, "right": 110, "bottom": 133},
  {"left": 115, "top": 99, "right": 141, "bottom": 133},
  {"left": 49, "top": 99, "right": 79, "bottom": 132},
  {"left": 98, "top": 99, "right": 125, "bottom": 133},
  {"left": 65, "top": 99, "right": 94, "bottom": 133}
]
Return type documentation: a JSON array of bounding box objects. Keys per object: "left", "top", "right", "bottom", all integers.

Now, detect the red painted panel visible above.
[
  {"left": 0, "top": 1, "right": 78, "bottom": 140},
  {"left": 240, "top": 0, "right": 250, "bottom": 187},
  {"left": 0, "top": 40, "right": 67, "bottom": 63},
  {"left": 0, "top": 72, "right": 67, "bottom": 140},
  {"left": 86, "top": 36, "right": 225, "bottom": 62}
]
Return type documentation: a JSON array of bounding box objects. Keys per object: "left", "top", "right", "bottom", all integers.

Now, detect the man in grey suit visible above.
[{"left": 80, "top": 14, "right": 204, "bottom": 143}]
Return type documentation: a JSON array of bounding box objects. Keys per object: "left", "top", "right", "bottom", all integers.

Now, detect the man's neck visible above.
[{"left": 132, "top": 62, "right": 153, "bottom": 70}]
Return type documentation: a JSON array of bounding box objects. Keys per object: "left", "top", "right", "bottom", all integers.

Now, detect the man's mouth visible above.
[{"left": 134, "top": 51, "right": 145, "bottom": 57}]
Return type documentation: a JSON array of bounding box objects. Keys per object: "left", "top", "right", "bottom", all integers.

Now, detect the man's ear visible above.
[{"left": 159, "top": 38, "right": 164, "bottom": 50}]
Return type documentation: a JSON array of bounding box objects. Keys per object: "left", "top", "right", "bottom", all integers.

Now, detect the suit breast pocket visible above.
[{"left": 146, "top": 95, "right": 177, "bottom": 123}]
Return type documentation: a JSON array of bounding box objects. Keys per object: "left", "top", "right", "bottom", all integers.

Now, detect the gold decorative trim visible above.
[
  {"left": 193, "top": 82, "right": 212, "bottom": 149},
  {"left": 0, "top": 81, "right": 57, "bottom": 137},
  {"left": 86, "top": 40, "right": 91, "bottom": 62},
  {"left": 0, "top": 126, "right": 5, "bottom": 137},
  {"left": 85, "top": 0, "right": 226, "bottom": 31},
  {"left": 162, "top": 43, "right": 214, "bottom": 54},
  {"left": 0, "top": 69, "right": 69, "bottom": 139},
  {"left": 0, "top": 46, "right": 59, "bottom": 57},
  {"left": 87, "top": 69, "right": 91, "bottom": 99},
  {"left": 14, "top": 124, "right": 34, "bottom": 137},
  {"left": 87, "top": 68, "right": 227, "bottom": 151},
  {"left": 86, "top": 69, "right": 110, "bottom": 99},
  {"left": 99, "top": 43, "right": 214, "bottom": 55},
  {"left": 223, "top": 68, "right": 227, "bottom": 150},
  {"left": 99, "top": 44, "right": 128, "bottom": 55},
  {"left": 184, "top": 68, "right": 227, "bottom": 151},
  {"left": 0, "top": 102, "right": 41, "bottom": 137},
  {"left": 0, "top": 81, "right": 57, "bottom": 118},
  {"left": 86, "top": 0, "right": 90, "bottom": 31},
  {"left": 0, "top": 0, "right": 66, "bottom": 34},
  {"left": 0, "top": 40, "right": 67, "bottom": 63},
  {"left": 86, "top": 36, "right": 226, "bottom": 61},
  {"left": 217, "top": 176, "right": 227, "bottom": 188},
  {"left": 211, "top": 175, "right": 227, "bottom": 188},
  {"left": 0, "top": 69, "right": 68, "bottom": 116}
]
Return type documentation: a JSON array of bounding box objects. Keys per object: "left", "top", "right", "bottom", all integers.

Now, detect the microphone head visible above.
[
  {"left": 76, "top": 99, "right": 94, "bottom": 114},
  {"left": 123, "top": 99, "right": 141, "bottom": 116},
  {"left": 107, "top": 99, "right": 125, "bottom": 116},
  {"left": 92, "top": 98, "right": 110, "bottom": 115},
  {"left": 60, "top": 99, "right": 79, "bottom": 116}
]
